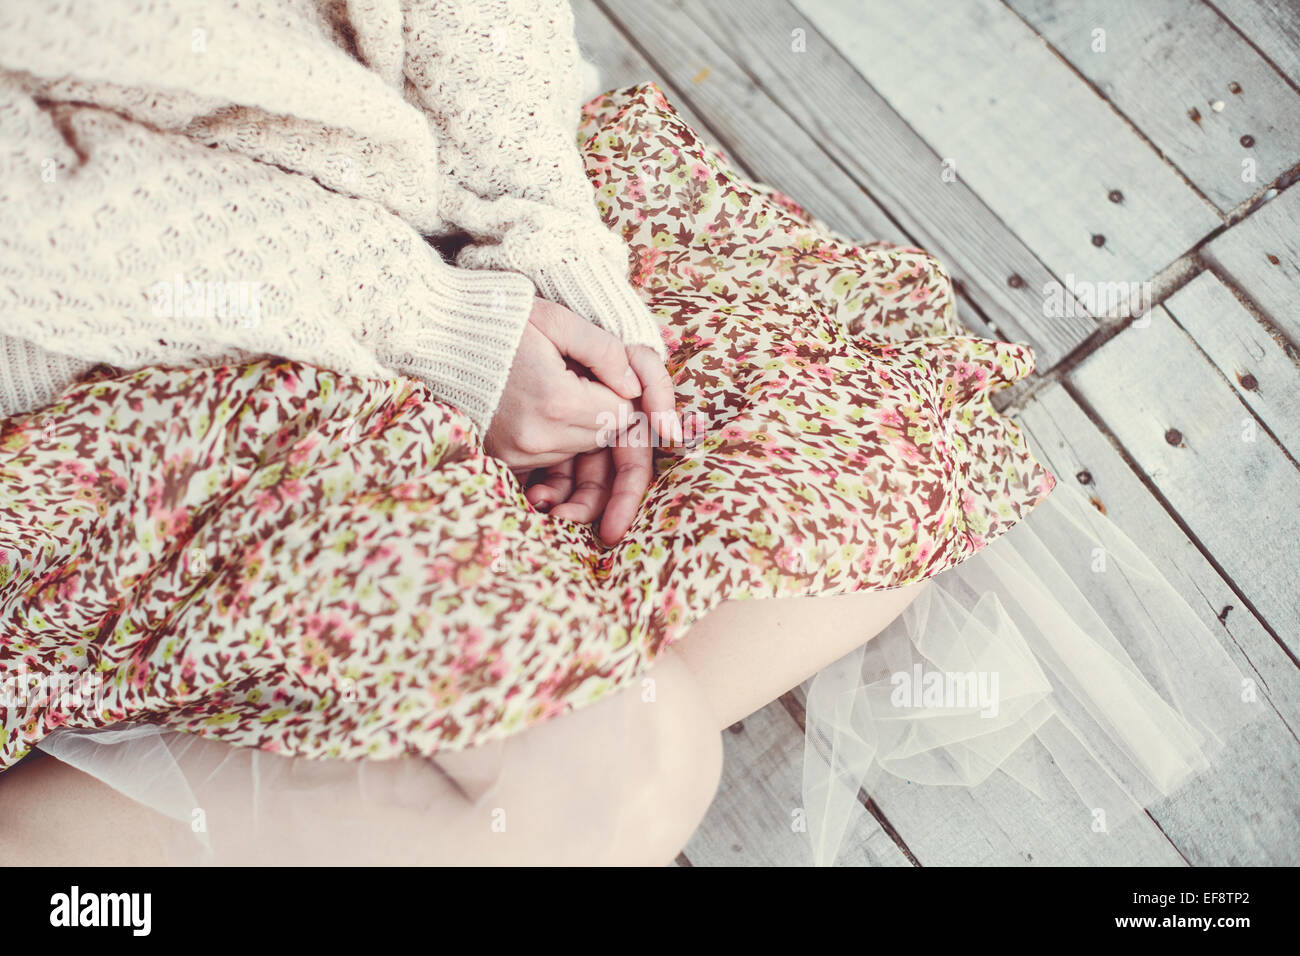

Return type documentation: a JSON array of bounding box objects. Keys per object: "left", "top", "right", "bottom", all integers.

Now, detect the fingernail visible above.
[
  {"left": 623, "top": 367, "right": 642, "bottom": 397},
  {"left": 534, "top": 500, "right": 551, "bottom": 513}
]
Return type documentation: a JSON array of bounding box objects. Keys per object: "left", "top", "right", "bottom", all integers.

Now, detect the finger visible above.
[
  {"left": 532, "top": 300, "right": 642, "bottom": 401},
  {"left": 551, "top": 448, "right": 614, "bottom": 524},
  {"left": 525, "top": 457, "right": 575, "bottom": 513},
  {"left": 599, "top": 417, "right": 654, "bottom": 545},
  {"left": 561, "top": 380, "right": 639, "bottom": 439},
  {"left": 627, "top": 346, "right": 683, "bottom": 446}
]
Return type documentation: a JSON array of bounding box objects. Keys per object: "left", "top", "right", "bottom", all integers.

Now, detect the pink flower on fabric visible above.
[
  {"left": 879, "top": 408, "right": 904, "bottom": 430},
  {"left": 128, "top": 662, "right": 151, "bottom": 693},
  {"left": 274, "top": 367, "right": 301, "bottom": 393},
  {"left": 288, "top": 437, "right": 318, "bottom": 465},
  {"left": 696, "top": 497, "right": 724, "bottom": 517},
  {"left": 774, "top": 546, "right": 804, "bottom": 573},
  {"left": 809, "top": 364, "right": 837, "bottom": 385},
  {"left": 57, "top": 459, "right": 101, "bottom": 489},
  {"left": 954, "top": 359, "right": 990, "bottom": 391},
  {"left": 155, "top": 506, "right": 189, "bottom": 536},
  {"left": 459, "top": 627, "right": 485, "bottom": 654},
  {"left": 897, "top": 440, "right": 924, "bottom": 466},
  {"left": 279, "top": 479, "right": 306, "bottom": 503}
]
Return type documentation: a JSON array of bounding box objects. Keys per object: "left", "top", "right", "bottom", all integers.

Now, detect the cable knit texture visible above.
[{"left": 0, "top": 0, "right": 667, "bottom": 432}]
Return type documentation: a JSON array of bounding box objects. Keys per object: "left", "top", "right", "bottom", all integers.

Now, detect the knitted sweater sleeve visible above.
[
  {"left": 0, "top": 75, "right": 536, "bottom": 433},
  {"left": 401, "top": 0, "right": 668, "bottom": 359}
]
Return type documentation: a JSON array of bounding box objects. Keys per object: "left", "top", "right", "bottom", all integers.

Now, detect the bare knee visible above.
[
  {"left": 609, "top": 649, "right": 723, "bottom": 865},
  {"left": 674, "top": 582, "right": 930, "bottom": 729},
  {"left": 428, "top": 650, "right": 722, "bottom": 866}
]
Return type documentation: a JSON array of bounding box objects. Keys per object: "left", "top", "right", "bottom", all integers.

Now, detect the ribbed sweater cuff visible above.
[
  {"left": 0, "top": 334, "right": 95, "bottom": 418},
  {"left": 531, "top": 255, "right": 668, "bottom": 360},
  {"left": 377, "top": 266, "right": 537, "bottom": 436}
]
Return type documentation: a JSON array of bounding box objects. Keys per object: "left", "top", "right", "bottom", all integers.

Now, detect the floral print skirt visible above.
[{"left": 0, "top": 83, "right": 1055, "bottom": 769}]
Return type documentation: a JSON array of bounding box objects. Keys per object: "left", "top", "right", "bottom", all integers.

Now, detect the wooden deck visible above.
[{"left": 574, "top": 0, "right": 1300, "bottom": 866}]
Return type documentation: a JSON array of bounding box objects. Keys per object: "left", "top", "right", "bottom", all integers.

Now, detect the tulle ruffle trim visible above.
[{"left": 801, "top": 480, "right": 1260, "bottom": 865}]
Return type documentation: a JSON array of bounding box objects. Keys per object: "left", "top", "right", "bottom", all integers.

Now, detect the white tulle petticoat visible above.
[
  {"left": 36, "top": 482, "right": 1259, "bottom": 865},
  {"left": 801, "top": 480, "right": 1259, "bottom": 865}
]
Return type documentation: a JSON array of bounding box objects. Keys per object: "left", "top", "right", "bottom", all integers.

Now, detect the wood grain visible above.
[
  {"left": 1020, "top": 383, "right": 1300, "bottom": 865},
  {"left": 1070, "top": 306, "right": 1300, "bottom": 655},
  {"left": 793, "top": 0, "right": 1223, "bottom": 282},
  {"left": 581, "top": 0, "right": 1300, "bottom": 867},
  {"left": 1201, "top": 182, "right": 1300, "bottom": 345},
  {"left": 682, "top": 700, "right": 912, "bottom": 866},
  {"left": 571, "top": 0, "right": 720, "bottom": 145},
  {"left": 1164, "top": 270, "right": 1300, "bottom": 461},
  {"left": 1212, "top": 0, "right": 1300, "bottom": 93},
  {"left": 1009, "top": 0, "right": 1300, "bottom": 212}
]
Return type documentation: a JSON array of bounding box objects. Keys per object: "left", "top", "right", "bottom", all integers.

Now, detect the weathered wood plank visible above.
[
  {"left": 790, "top": 678, "right": 1184, "bottom": 866},
  {"left": 1070, "top": 306, "right": 1300, "bottom": 654},
  {"left": 864, "top": 738, "right": 1187, "bottom": 865},
  {"left": 594, "top": 0, "right": 1009, "bottom": 346},
  {"left": 1201, "top": 183, "right": 1300, "bottom": 346},
  {"left": 571, "top": 0, "right": 719, "bottom": 145},
  {"left": 1019, "top": 383, "right": 1300, "bottom": 865},
  {"left": 683, "top": 700, "right": 912, "bottom": 866},
  {"left": 1213, "top": 0, "right": 1300, "bottom": 93},
  {"left": 1008, "top": 0, "right": 1300, "bottom": 212},
  {"left": 1164, "top": 271, "right": 1300, "bottom": 461},
  {"left": 1148, "top": 718, "right": 1300, "bottom": 865},
  {"left": 1019, "top": 384, "right": 1300, "bottom": 730},
  {"left": 662, "top": 0, "right": 1096, "bottom": 368},
  {"left": 793, "top": 0, "right": 1223, "bottom": 283}
]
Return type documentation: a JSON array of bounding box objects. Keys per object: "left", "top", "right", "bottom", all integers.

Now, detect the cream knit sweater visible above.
[{"left": 0, "top": 0, "right": 666, "bottom": 433}]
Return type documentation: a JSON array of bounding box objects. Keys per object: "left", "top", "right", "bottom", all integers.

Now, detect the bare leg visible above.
[
  {"left": 0, "top": 649, "right": 721, "bottom": 866},
  {"left": 672, "top": 582, "right": 929, "bottom": 729},
  {"left": 0, "top": 750, "right": 184, "bottom": 866},
  {"left": 0, "top": 583, "right": 923, "bottom": 864}
]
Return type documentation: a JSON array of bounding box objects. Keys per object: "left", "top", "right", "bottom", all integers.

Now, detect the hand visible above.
[
  {"left": 526, "top": 343, "right": 682, "bottom": 545},
  {"left": 485, "top": 298, "right": 644, "bottom": 471},
  {"left": 625, "top": 344, "right": 683, "bottom": 448}
]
